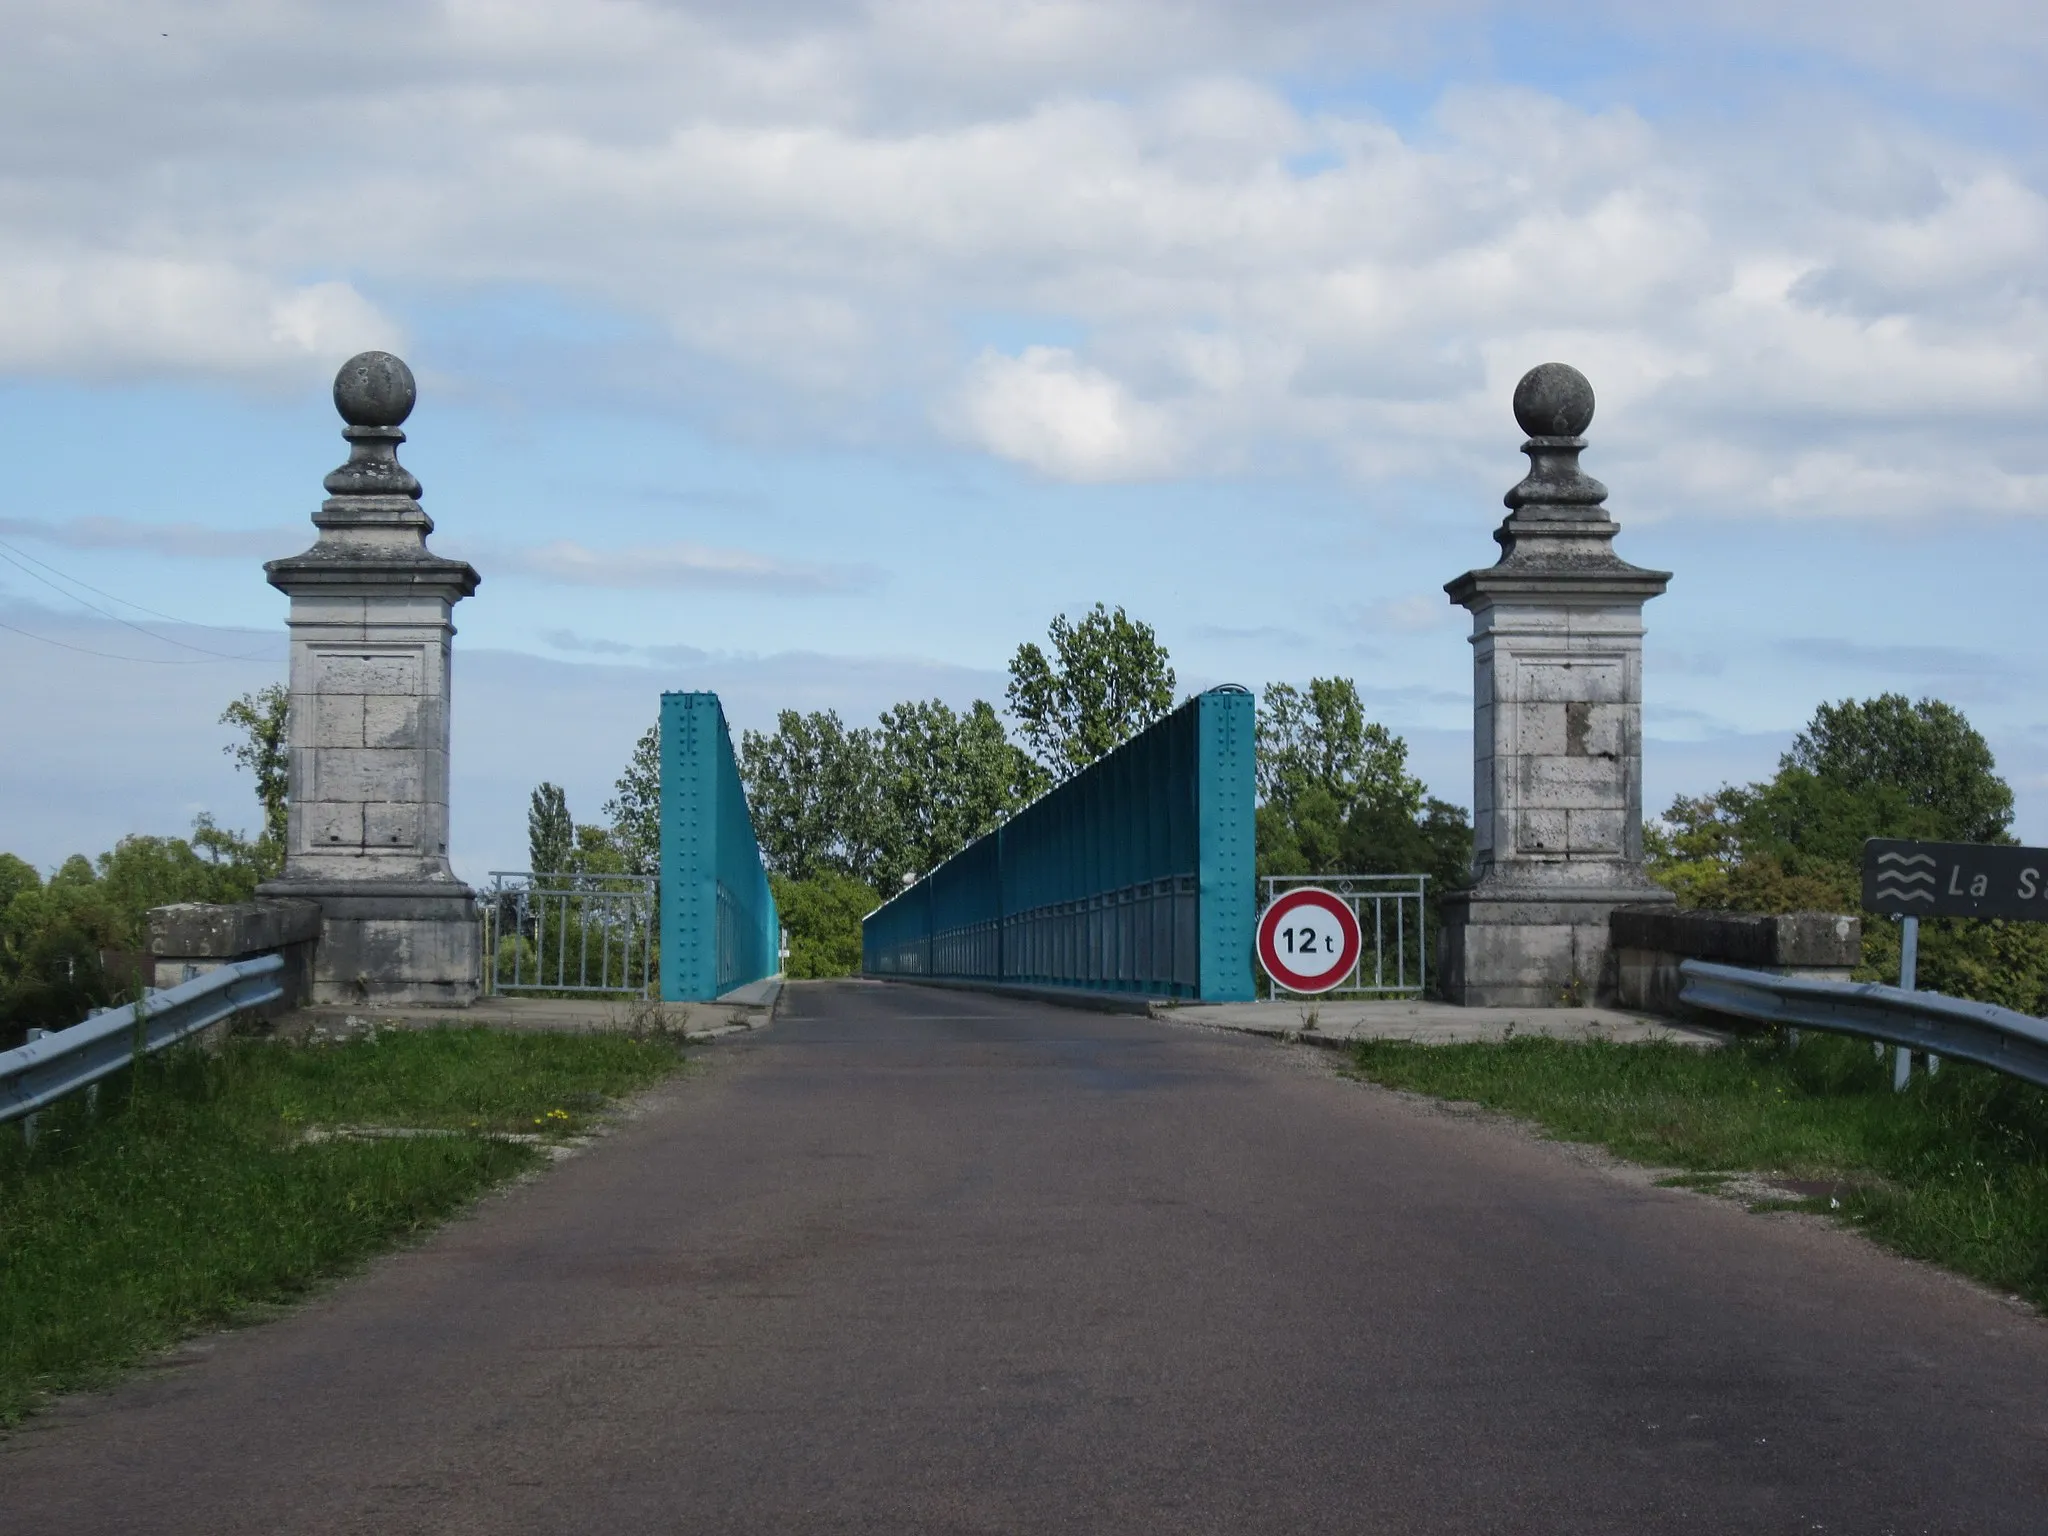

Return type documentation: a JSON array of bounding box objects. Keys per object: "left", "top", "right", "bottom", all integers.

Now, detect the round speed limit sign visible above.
[{"left": 1257, "top": 887, "right": 1363, "bottom": 995}]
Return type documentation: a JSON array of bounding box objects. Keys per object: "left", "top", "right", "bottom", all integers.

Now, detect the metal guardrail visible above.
[
  {"left": 483, "top": 871, "right": 656, "bottom": 998},
  {"left": 1678, "top": 959, "right": 2048, "bottom": 1092},
  {"left": 0, "top": 954, "right": 286, "bottom": 1127}
]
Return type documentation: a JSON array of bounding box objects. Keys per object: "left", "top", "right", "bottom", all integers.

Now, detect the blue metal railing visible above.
[
  {"left": 660, "top": 692, "right": 781, "bottom": 1001},
  {"left": 863, "top": 687, "right": 1256, "bottom": 1001}
]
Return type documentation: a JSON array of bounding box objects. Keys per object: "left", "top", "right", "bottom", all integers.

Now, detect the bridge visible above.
[{"left": 6, "top": 354, "right": 2043, "bottom": 1531}]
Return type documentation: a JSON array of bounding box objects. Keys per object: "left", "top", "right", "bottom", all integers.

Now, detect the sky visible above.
[{"left": 2, "top": 0, "right": 2045, "bottom": 882}]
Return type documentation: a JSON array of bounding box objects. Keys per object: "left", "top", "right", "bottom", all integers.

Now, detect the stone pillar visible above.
[
  {"left": 1439, "top": 364, "right": 1674, "bottom": 1006},
  {"left": 257, "top": 352, "right": 483, "bottom": 1006}
]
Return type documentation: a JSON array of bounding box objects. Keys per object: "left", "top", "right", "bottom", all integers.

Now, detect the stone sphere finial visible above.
[
  {"left": 333, "top": 351, "right": 417, "bottom": 428},
  {"left": 1512, "top": 363, "right": 1594, "bottom": 439}
]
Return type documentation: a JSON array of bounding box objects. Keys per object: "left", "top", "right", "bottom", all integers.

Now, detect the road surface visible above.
[{"left": 6, "top": 980, "right": 2045, "bottom": 1532}]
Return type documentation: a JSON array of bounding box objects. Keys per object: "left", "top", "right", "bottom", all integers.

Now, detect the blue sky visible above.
[{"left": 2, "top": 0, "right": 2045, "bottom": 879}]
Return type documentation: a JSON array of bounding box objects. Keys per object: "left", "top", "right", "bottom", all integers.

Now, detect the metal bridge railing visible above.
[
  {"left": 1261, "top": 874, "right": 1430, "bottom": 997},
  {"left": 483, "top": 871, "right": 657, "bottom": 998},
  {"left": 1679, "top": 960, "right": 2048, "bottom": 1091},
  {"left": 1, "top": 955, "right": 286, "bottom": 1135}
]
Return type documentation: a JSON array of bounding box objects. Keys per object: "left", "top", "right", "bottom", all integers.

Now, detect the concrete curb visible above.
[{"left": 716, "top": 976, "right": 784, "bottom": 1012}]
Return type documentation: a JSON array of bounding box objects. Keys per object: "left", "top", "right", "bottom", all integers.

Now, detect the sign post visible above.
[
  {"left": 1863, "top": 838, "right": 2048, "bottom": 922},
  {"left": 1256, "top": 887, "right": 1364, "bottom": 997},
  {"left": 1860, "top": 838, "right": 2048, "bottom": 1086}
]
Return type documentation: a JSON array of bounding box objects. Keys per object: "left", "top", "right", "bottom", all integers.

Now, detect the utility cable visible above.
[
  {"left": 0, "top": 538, "right": 276, "bottom": 661},
  {"left": 0, "top": 615, "right": 272, "bottom": 665}
]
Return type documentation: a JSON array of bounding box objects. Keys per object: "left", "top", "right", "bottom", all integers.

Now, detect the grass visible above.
[
  {"left": 0, "top": 1026, "right": 688, "bottom": 1427},
  {"left": 1348, "top": 1031, "right": 2048, "bottom": 1309}
]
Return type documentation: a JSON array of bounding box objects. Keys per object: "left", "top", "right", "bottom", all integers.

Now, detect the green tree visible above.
[
  {"left": 567, "top": 824, "right": 628, "bottom": 877},
  {"left": 1007, "top": 604, "right": 1175, "bottom": 779},
  {"left": 603, "top": 724, "right": 662, "bottom": 878},
  {"left": 0, "top": 853, "right": 38, "bottom": 913},
  {"left": 1645, "top": 694, "right": 2044, "bottom": 1009},
  {"left": 1254, "top": 678, "right": 1469, "bottom": 890},
  {"left": 2, "top": 829, "right": 263, "bottom": 1041},
  {"left": 740, "top": 710, "right": 881, "bottom": 883},
  {"left": 1258, "top": 678, "right": 1372, "bottom": 806},
  {"left": 528, "top": 783, "right": 573, "bottom": 874},
  {"left": 871, "top": 699, "right": 1044, "bottom": 887},
  {"left": 221, "top": 684, "right": 290, "bottom": 870},
  {"left": 1785, "top": 693, "right": 2013, "bottom": 843},
  {"left": 771, "top": 871, "right": 881, "bottom": 978}
]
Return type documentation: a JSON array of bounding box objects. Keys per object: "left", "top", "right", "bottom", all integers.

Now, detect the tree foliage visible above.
[
  {"left": 220, "top": 684, "right": 289, "bottom": 875},
  {"left": 1785, "top": 693, "right": 2013, "bottom": 844},
  {"left": 602, "top": 724, "right": 662, "bottom": 878},
  {"left": 872, "top": 699, "right": 1046, "bottom": 885},
  {"left": 771, "top": 871, "right": 881, "bottom": 979},
  {"left": 1646, "top": 694, "right": 2046, "bottom": 1011},
  {"left": 739, "top": 699, "right": 1042, "bottom": 891},
  {"left": 527, "top": 783, "right": 573, "bottom": 875},
  {"left": 739, "top": 710, "right": 880, "bottom": 884},
  {"left": 1253, "top": 678, "right": 1471, "bottom": 899},
  {"left": 1, "top": 829, "right": 266, "bottom": 1043},
  {"left": 1007, "top": 604, "right": 1175, "bottom": 779}
]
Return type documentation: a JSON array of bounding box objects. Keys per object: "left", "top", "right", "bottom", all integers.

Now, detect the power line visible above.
[
  {"left": 0, "top": 615, "right": 275, "bottom": 666},
  {"left": 0, "top": 536, "right": 276, "bottom": 661},
  {"left": 0, "top": 533, "right": 265, "bottom": 630}
]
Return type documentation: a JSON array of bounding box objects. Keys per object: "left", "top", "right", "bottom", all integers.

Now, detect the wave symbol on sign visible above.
[{"left": 1873, "top": 850, "right": 1936, "bottom": 905}]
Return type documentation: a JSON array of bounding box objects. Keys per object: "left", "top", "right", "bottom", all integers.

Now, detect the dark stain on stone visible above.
[{"left": 1565, "top": 701, "right": 1592, "bottom": 757}]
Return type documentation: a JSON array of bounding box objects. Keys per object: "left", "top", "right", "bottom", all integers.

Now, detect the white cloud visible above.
[
  {"left": 0, "top": 0, "right": 2042, "bottom": 516},
  {"left": 488, "top": 538, "right": 875, "bottom": 592},
  {"left": 0, "top": 515, "right": 299, "bottom": 560},
  {"left": 0, "top": 247, "right": 399, "bottom": 386},
  {"left": 952, "top": 346, "right": 1181, "bottom": 481}
]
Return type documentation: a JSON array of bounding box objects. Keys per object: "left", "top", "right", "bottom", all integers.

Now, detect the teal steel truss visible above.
[
  {"left": 660, "top": 692, "right": 781, "bottom": 1001},
  {"left": 862, "top": 687, "right": 1256, "bottom": 1001}
]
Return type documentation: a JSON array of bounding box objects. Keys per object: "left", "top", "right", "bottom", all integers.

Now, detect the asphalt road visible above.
[{"left": 6, "top": 981, "right": 2047, "bottom": 1533}]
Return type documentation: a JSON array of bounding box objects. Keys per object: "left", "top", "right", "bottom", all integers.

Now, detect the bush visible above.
[
  {"left": 771, "top": 872, "right": 880, "bottom": 978},
  {"left": 1, "top": 826, "right": 266, "bottom": 1046}
]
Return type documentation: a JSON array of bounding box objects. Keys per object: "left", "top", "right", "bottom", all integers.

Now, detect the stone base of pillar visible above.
[
  {"left": 1440, "top": 881, "right": 1675, "bottom": 1008},
  {"left": 258, "top": 878, "right": 480, "bottom": 1007}
]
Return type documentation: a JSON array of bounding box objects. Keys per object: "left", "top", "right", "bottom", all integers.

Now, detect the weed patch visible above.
[{"left": 1349, "top": 1032, "right": 2048, "bottom": 1309}]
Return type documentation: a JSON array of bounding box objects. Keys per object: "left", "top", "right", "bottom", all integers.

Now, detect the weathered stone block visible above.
[
  {"left": 364, "top": 802, "right": 419, "bottom": 850},
  {"left": 305, "top": 801, "right": 363, "bottom": 848},
  {"left": 312, "top": 695, "right": 365, "bottom": 748},
  {"left": 1518, "top": 658, "right": 1626, "bottom": 703},
  {"left": 147, "top": 899, "right": 322, "bottom": 1020},
  {"left": 1519, "top": 755, "right": 1622, "bottom": 809},
  {"left": 1575, "top": 703, "right": 1626, "bottom": 757},
  {"left": 1516, "top": 808, "right": 1570, "bottom": 853},
  {"left": 314, "top": 748, "right": 422, "bottom": 803},
  {"left": 1440, "top": 891, "right": 1629, "bottom": 1007},
  {"left": 1518, "top": 703, "right": 1569, "bottom": 756},
  {"left": 1609, "top": 905, "right": 1858, "bottom": 966},
  {"left": 363, "top": 695, "right": 421, "bottom": 748},
  {"left": 1567, "top": 808, "right": 1625, "bottom": 854},
  {"left": 313, "top": 648, "right": 422, "bottom": 696},
  {"left": 1610, "top": 904, "right": 1863, "bottom": 1015}
]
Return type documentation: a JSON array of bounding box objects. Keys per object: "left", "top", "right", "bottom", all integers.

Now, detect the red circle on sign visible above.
[{"left": 1257, "top": 887, "right": 1363, "bottom": 995}]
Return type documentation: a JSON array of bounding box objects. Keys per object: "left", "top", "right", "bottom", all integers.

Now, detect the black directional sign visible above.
[{"left": 1863, "top": 838, "right": 2048, "bottom": 922}]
